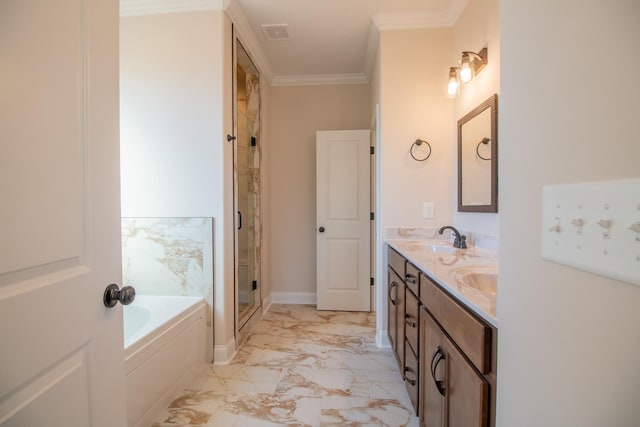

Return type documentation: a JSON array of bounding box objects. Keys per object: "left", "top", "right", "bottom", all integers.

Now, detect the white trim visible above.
[
  {"left": 270, "top": 292, "right": 317, "bottom": 305},
  {"left": 373, "top": 11, "right": 451, "bottom": 31},
  {"left": 120, "top": 0, "right": 226, "bottom": 17},
  {"left": 261, "top": 293, "right": 272, "bottom": 314},
  {"left": 364, "top": 22, "right": 380, "bottom": 84},
  {"left": 447, "top": 0, "right": 471, "bottom": 26},
  {"left": 225, "top": 0, "right": 274, "bottom": 83},
  {"left": 377, "top": 331, "right": 392, "bottom": 349},
  {"left": 271, "top": 73, "right": 369, "bottom": 87},
  {"left": 213, "top": 336, "right": 236, "bottom": 365}
]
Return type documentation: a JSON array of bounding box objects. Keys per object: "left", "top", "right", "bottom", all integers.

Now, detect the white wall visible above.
[
  {"left": 120, "top": 10, "right": 236, "bottom": 361},
  {"left": 269, "top": 84, "right": 371, "bottom": 299},
  {"left": 374, "top": 27, "right": 454, "bottom": 345},
  {"left": 378, "top": 28, "right": 454, "bottom": 230},
  {"left": 121, "top": 12, "right": 222, "bottom": 217},
  {"left": 498, "top": 1, "right": 640, "bottom": 425},
  {"left": 451, "top": 0, "right": 500, "bottom": 240}
]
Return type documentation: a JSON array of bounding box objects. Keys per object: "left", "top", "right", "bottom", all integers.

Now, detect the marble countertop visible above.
[{"left": 386, "top": 239, "right": 498, "bottom": 327}]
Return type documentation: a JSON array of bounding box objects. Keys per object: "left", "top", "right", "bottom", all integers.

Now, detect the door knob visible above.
[
  {"left": 318, "top": 226, "right": 325, "bottom": 233},
  {"left": 103, "top": 284, "right": 136, "bottom": 308}
]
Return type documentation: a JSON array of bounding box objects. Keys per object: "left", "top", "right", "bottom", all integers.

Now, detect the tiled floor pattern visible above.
[{"left": 150, "top": 304, "right": 419, "bottom": 426}]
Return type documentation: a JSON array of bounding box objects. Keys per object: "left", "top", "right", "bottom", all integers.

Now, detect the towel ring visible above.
[
  {"left": 476, "top": 137, "right": 491, "bottom": 160},
  {"left": 410, "top": 139, "right": 432, "bottom": 161}
]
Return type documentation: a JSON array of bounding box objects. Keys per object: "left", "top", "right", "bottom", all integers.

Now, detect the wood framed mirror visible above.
[{"left": 458, "top": 94, "right": 498, "bottom": 213}]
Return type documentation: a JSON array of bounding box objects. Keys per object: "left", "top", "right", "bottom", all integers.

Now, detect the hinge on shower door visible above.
[
  {"left": 252, "top": 280, "right": 257, "bottom": 290},
  {"left": 370, "top": 277, "right": 374, "bottom": 287}
]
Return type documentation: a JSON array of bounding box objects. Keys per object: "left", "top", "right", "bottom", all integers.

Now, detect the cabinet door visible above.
[
  {"left": 420, "top": 307, "right": 445, "bottom": 427},
  {"left": 446, "top": 336, "right": 489, "bottom": 427},
  {"left": 396, "top": 282, "right": 406, "bottom": 369},
  {"left": 387, "top": 269, "right": 400, "bottom": 355}
]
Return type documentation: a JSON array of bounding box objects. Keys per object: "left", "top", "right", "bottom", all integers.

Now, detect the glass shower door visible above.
[{"left": 235, "top": 41, "right": 261, "bottom": 328}]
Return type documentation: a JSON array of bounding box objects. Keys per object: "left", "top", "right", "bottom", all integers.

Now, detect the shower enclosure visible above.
[{"left": 234, "top": 39, "right": 261, "bottom": 329}]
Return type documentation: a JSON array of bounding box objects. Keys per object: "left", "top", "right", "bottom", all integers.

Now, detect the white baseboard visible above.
[
  {"left": 262, "top": 293, "right": 272, "bottom": 314},
  {"left": 376, "top": 331, "right": 391, "bottom": 349},
  {"left": 270, "top": 292, "right": 317, "bottom": 305},
  {"left": 213, "top": 336, "right": 236, "bottom": 365}
]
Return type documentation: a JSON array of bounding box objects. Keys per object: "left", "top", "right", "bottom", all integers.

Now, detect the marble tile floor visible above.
[{"left": 150, "top": 304, "right": 419, "bottom": 427}]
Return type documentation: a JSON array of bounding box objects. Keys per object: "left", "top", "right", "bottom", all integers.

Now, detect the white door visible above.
[
  {"left": 316, "top": 130, "right": 371, "bottom": 311},
  {"left": 0, "top": 1, "right": 126, "bottom": 426}
]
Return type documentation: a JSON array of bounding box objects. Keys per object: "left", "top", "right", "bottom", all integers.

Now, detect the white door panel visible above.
[
  {"left": 316, "top": 130, "right": 371, "bottom": 311},
  {"left": 0, "top": 0, "right": 125, "bottom": 425}
]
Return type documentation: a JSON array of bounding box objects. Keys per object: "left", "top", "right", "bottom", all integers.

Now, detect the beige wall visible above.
[
  {"left": 451, "top": 0, "right": 500, "bottom": 239},
  {"left": 378, "top": 28, "right": 454, "bottom": 229},
  {"left": 498, "top": 1, "right": 640, "bottom": 425},
  {"left": 269, "top": 84, "right": 371, "bottom": 296}
]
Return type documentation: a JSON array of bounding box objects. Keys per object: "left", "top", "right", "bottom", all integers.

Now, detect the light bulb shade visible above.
[
  {"left": 448, "top": 80, "right": 459, "bottom": 97},
  {"left": 460, "top": 53, "right": 473, "bottom": 83},
  {"left": 447, "top": 67, "right": 459, "bottom": 97}
]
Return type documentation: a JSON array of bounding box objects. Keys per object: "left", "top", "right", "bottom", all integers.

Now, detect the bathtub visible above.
[{"left": 124, "top": 295, "right": 208, "bottom": 427}]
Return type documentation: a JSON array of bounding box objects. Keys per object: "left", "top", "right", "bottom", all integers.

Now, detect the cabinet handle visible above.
[
  {"left": 403, "top": 366, "right": 417, "bottom": 386},
  {"left": 388, "top": 281, "right": 397, "bottom": 306},
  {"left": 405, "top": 273, "right": 417, "bottom": 284},
  {"left": 404, "top": 313, "right": 417, "bottom": 328},
  {"left": 430, "top": 346, "right": 446, "bottom": 396}
]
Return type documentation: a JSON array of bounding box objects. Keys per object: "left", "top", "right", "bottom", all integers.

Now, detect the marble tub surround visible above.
[
  {"left": 121, "top": 217, "right": 214, "bottom": 360},
  {"left": 387, "top": 239, "right": 498, "bottom": 326},
  {"left": 150, "top": 304, "right": 418, "bottom": 427},
  {"left": 121, "top": 217, "right": 213, "bottom": 306}
]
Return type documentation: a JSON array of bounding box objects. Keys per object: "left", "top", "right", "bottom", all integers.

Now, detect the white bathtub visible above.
[{"left": 124, "top": 295, "right": 208, "bottom": 427}]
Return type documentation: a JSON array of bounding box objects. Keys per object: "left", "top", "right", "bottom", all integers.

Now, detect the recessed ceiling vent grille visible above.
[{"left": 261, "top": 24, "right": 289, "bottom": 40}]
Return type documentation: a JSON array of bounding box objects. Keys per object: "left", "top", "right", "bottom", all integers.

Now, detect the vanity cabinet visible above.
[
  {"left": 387, "top": 246, "right": 497, "bottom": 427},
  {"left": 419, "top": 272, "right": 495, "bottom": 427}
]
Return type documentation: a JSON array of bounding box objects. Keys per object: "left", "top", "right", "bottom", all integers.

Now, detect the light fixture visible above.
[
  {"left": 447, "top": 67, "right": 459, "bottom": 98},
  {"left": 446, "top": 48, "right": 488, "bottom": 97}
]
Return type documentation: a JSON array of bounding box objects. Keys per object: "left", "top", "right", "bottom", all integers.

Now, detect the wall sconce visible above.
[{"left": 447, "top": 48, "right": 488, "bottom": 97}]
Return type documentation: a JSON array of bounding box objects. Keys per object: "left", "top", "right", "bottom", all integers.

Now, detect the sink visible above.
[
  {"left": 458, "top": 272, "right": 497, "bottom": 295},
  {"left": 403, "top": 241, "right": 457, "bottom": 253},
  {"left": 426, "top": 245, "right": 457, "bottom": 253}
]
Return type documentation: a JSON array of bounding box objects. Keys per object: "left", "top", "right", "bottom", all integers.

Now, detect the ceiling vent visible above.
[{"left": 261, "top": 24, "right": 289, "bottom": 40}]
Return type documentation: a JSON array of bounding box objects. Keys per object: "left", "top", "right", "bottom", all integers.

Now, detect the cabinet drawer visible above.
[
  {"left": 404, "top": 290, "right": 419, "bottom": 354},
  {"left": 388, "top": 247, "right": 406, "bottom": 277},
  {"left": 403, "top": 344, "right": 419, "bottom": 415},
  {"left": 420, "top": 273, "right": 491, "bottom": 374},
  {"left": 405, "top": 263, "right": 419, "bottom": 296}
]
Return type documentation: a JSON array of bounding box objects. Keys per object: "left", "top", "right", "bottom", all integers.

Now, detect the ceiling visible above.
[
  {"left": 121, "top": 0, "right": 467, "bottom": 85},
  {"left": 235, "top": 0, "right": 466, "bottom": 85}
]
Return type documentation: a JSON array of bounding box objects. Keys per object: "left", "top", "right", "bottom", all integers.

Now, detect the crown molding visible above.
[
  {"left": 363, "top": 0, "right": 470, "bottom": 84},
  {"left": 120, "top": 0, "right": 226, "bottom": 16},
  {"left": 271, "top": 73, "right": 369, "bottom": 87},
  {"left": 225, "top": 0, "right": 274, "bottom": 83},
  {"left": 364, "top": 22, "right": 380, "bottom": 84}
]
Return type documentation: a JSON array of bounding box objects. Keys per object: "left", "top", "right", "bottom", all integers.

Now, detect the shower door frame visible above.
[{"left": 232, "top": 32, "right": 263, "bottom": 334}]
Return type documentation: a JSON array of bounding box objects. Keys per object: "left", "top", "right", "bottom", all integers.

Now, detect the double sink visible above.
[{"left": 386, "top": 238, "right": 498, "bottom": 325}]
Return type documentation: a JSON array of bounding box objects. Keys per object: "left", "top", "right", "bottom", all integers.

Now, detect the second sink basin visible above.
[
  {"left": 451, "top": 267, "right": 498, "bottom": 296},
  {"left": 460, "top": 272, "right": 497, "bottom": 295}
]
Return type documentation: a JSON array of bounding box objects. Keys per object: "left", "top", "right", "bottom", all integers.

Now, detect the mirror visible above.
[{"left": 458, "top": 94, "right": 498, "bottom": 213}]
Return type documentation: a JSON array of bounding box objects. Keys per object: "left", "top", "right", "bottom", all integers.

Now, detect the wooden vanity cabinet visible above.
[
  {"left": 388, "top": 246, "right": 497, "bottom": 426},
  {"left": 419, "top": 272, "right": 495, "bottom": 427}
]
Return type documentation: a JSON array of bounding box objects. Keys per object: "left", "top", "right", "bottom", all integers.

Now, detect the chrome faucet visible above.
[{"left": 438, "top": 226, "right": 467, "bottom": 249}]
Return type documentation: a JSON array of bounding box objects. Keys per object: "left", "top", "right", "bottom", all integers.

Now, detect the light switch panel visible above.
[
  {"left": 541, "top": 179, "right": 640, "bottom": 286},
  {"left": 423, "top": 202, "right": 434, "bottom": 219}
]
